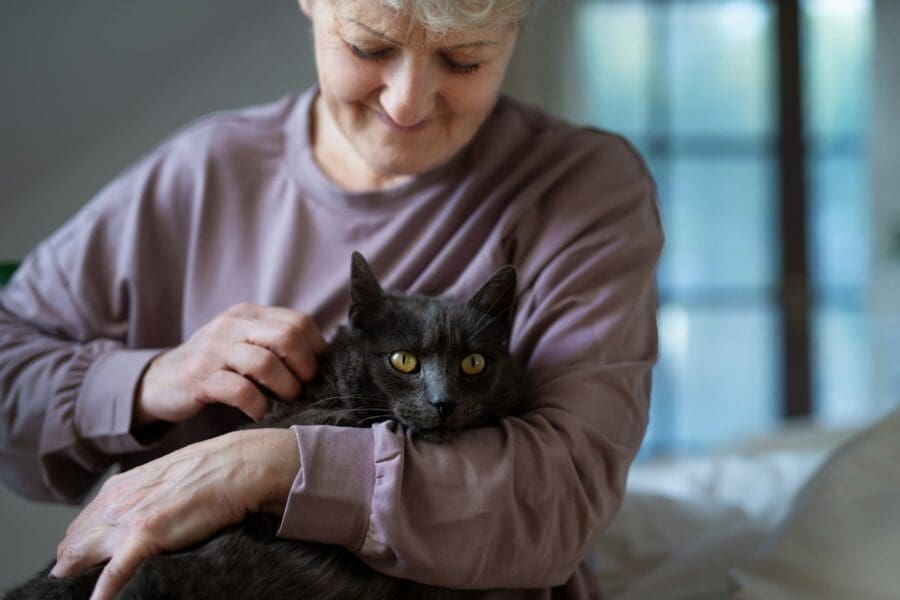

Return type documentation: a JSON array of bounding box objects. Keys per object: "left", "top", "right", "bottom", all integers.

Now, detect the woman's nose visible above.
[{"left": 380, "top": 58, "right": 437, "bottom": 127}]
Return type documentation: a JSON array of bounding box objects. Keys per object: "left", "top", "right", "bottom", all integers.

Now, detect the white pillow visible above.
[
  {"left": 595, "top": 492, "right": 767, "bottom": 599},
  {"left": 730, "top": 407, "right": 900, "bottom": 600},
  {"left": 594, "top": 448, "right": 829, "bottom": 599}
]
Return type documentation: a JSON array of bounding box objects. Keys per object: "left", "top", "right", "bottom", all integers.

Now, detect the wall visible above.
[{"left": 0, "top": 0, "right": 317, "bottom": 261}]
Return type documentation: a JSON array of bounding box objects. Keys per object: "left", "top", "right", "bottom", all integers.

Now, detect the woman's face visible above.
[{"left": 300, "top": 0, "right": 519, "bottom": 190}]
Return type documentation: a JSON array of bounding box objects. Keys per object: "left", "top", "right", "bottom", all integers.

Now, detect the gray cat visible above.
[{"left": 7, "top": 252, "right": 526, "bottom": 600}]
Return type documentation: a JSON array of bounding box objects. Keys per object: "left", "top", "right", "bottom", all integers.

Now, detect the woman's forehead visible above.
[{"left": 329, "top": 0, "right": 515, "bottom": 47}]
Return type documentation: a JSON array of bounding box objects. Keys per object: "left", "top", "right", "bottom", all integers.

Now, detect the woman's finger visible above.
[
  {"left": 260, "top": 334, "right": 319, "bottom": 383},
  {"left": 236, "top": 314, "right": 324, "bottom": 382},
  {"left": 225, "top": 342, "right": 302, "bottom": 400},
  {"left": 89, "top": 538, "right": 153, "bottom": 600},
  {"left": 265, "top": 307, "right": 328, "bottom": 354},
  {"left": 50, "top": 526, "right": 109, "bottom": 578},
  {"left": 202, "top": 370, "right": 269, "bottom": 421},
  {"left": 230, "top": 304, "right": 327, "bottom": 349}
]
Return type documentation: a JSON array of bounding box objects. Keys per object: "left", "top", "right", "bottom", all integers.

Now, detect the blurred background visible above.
[{"left": 1, "top": 0, "right": 898, "bottom": 588}]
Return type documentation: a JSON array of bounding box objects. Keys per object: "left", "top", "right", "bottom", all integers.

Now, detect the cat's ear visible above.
[
  {"left": 467, "top": 266, "right": 517, "bottom": 329},
  {"left": 349, "top": 252, "right": 386, "bottom": 327}
]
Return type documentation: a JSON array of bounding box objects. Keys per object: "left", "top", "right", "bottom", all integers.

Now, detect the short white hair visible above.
[{"left": 375, "top": 0, "right": 534, "bottom": 32}]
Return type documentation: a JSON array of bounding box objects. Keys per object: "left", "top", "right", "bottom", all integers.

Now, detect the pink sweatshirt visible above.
[{"left": 0, "top": 87, "right": 663, "bottom": 597}]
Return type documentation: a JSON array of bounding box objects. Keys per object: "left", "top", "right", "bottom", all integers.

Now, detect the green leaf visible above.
[{"left": 0, "top": 262, "right": 19, "bottom": 286}]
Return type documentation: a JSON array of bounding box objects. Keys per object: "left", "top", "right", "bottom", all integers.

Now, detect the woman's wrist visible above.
[
  {"left": 130, "top": 354, "right": 174, "bottom": 442},
  {"left": 132, "top": 350, "right": 169, "bottom": 428},
  {"left": 236, "top": 428, "right": 301, "bottom": 517}
]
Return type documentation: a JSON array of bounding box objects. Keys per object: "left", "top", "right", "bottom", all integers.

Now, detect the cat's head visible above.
[{"left": 345, "top": 252, "right": 525, "bottom": 442}]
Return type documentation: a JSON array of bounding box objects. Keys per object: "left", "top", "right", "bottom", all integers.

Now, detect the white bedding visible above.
[{"left": 591, "top": 418, "right": 886, "bottom": 599}]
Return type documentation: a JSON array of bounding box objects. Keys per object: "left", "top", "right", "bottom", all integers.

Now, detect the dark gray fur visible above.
[{"left": 6, "top": 253, "right": 526, "bottom": 600}]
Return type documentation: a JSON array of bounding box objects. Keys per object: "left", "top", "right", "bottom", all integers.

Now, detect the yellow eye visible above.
[
  {"left": 389, "top": 351, "right": 419, "bottom": 373},
  {"left": 461, "top": 353, "right": 486, "bottom": 375}
]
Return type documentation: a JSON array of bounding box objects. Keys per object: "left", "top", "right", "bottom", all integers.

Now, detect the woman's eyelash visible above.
[
  {"left": 350, "top": 44, "right": 391, "bottom": 61},
  {"left": 349, "top": 43, "right": 482, "bottom": 75},
  {"left": 442, "top": 57, "right": 482, "bottom": 75}
]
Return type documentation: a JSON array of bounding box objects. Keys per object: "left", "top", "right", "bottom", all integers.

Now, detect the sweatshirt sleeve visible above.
[
  {"left": 0, "top": 138, "right": 192, "bottom": 503},
  {"left": 277, "top": 135, "right": 664, "bottom": 589}
]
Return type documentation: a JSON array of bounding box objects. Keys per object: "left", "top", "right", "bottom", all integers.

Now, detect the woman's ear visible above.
[{"left": 298, "top": 0, "right": 313, "bottom": 19}]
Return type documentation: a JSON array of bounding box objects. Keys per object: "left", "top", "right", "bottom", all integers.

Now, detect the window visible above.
[
  {"left": 574, "top": 0, "right": 873, "bottom": 454},
  {"left": 804, "top": 0, "right": 872, "bottom": 424}
]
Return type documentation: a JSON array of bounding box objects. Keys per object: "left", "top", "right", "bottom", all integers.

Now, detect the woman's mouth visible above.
[{"left": 376, "top": 111, "right": 428, "bottom": 132}]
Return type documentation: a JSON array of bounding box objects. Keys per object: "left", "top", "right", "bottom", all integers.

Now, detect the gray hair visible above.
[{"left": 375, "top": 0, "right": 535, "bottom": 32}]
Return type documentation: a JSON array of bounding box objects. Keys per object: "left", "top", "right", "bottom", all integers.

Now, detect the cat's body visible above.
[{"left": 7, "top": 254, "right": 526, "bottom": 600}]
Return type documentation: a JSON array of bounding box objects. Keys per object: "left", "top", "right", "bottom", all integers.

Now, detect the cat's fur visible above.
[{"left": 7, "top": 252, "right": 526, "bottom": 600}]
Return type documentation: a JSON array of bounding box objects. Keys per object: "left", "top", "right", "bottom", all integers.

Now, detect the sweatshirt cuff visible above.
[
  {"left": 74, "top": 348, "right": 164, "bottom": 454},
  {"left": 277, "top": 424, "right": 375, "bottom": 550}
]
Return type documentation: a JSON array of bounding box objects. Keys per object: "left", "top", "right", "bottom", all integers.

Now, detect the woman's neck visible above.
[{"left": 310, "top": 94, "right": 412, "bottom": 192}]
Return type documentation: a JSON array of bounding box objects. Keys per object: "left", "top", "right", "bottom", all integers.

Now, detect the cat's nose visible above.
[{"left": 429, "top": 399, "right": 457, "bottom": 419}]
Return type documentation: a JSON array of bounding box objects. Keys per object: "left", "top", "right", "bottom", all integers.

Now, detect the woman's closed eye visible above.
[
  {"left": 350, "top": 43, "right": 393, "bottom": 61},
  {"left": 440, "top": 54, "right": 481, "bottom": 75},
  {"left": 348, "top": 43, "right": 482, "bottom": 76}
]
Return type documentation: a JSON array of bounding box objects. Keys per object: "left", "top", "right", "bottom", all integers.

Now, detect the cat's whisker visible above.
[
  {"left": 355, "top": 413, "right": 394, "bottom": 426},
  {"left": 299, "top": 394, "right": 385, "bottom": 407},
  {"left": 308, "top": 406, "right": 387, "bottom": 417}
]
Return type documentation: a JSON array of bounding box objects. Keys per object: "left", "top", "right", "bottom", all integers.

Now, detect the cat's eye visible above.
[
  {"left": 389, "top": 351, "right": 419, "bottom": 374},
  {"left": 460, "top": 353, "right": 486, "bottom": 376}
]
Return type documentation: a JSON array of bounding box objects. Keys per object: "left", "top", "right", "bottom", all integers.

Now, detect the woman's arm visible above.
[
  {"left": 0, "top": 105, "right": 326, "bottom": 501},
  {"left": 49, "top": 427, "right": 300, "bottom": 600},
  {"left": 276, "top": 137, "right": 664, "bottom": 589},
  {"left": 2, "top": 137, "right": 326, "bottom": 600},
  {"left": 0, "top": 159, "right": 185, "bottom": 501}
]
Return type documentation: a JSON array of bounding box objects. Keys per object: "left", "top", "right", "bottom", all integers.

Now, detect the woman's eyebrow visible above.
[
  {"left": 443, "top": 40, "right": 499, "bottom": 50},
  {"left": 340, "top": 17, "right": 498, "bottom": 50},
  {"left": 341, "top": 18, "right": 403, "bottom": 45}
]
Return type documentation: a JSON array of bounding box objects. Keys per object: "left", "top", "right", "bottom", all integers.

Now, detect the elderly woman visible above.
[{"left": 0, "top": 0, "right": 662, "bottom": 598}]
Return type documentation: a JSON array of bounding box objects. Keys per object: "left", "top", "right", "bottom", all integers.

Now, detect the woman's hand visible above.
[
  {"left": 135, "top": 303, "right": 326, "bottom": 426},
  {"left": 50, "top": 428, "right": 300, "bottom": 600}
]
